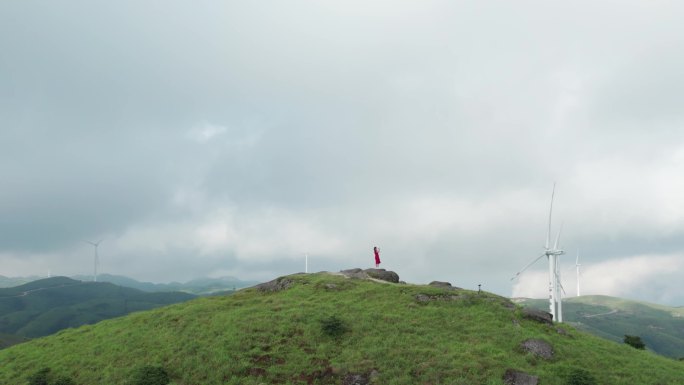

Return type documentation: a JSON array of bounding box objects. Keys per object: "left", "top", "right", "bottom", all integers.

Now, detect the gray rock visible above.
[
  {"left": 520, "top": 339, "right": 554, "bottom": 360},
  {"left": 339, "top": 268, "right": 400, "bottom": 283},
  {"left": 503, "top": 369, "right": 539, "bottom": 385},
  {"left": 415, "top": 294, "right": 431, "bottom": 302},
  {"left": 340, "top": 268, "right": 368, "bottom": 280},
  {"left": 342, "top": 373, "right": 369, "bottom": 385},
  {"left": 364, "top": 269, "right": 399, "bottom": 283},
  {"left": 429, "top": 281, "right": 453, "bottom": 288},
  {"left": 521, "top": 307, "right": 553, "bottom": 325},
  {"left": 254, "top": 277, "right": 295, "bottom": 293}
]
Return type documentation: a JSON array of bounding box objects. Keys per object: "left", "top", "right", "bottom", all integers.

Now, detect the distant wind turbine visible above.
[
  {"left": 85, "top": 240, "right": 103, "bottom": 282},
  {"left": 305, "top": 253, "right": 309, "bottom": 274},
  {"left": 512, "top": 183, "right": 566, "bottom": 322}
]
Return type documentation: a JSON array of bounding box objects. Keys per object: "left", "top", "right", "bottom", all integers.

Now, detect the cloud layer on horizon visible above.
[{"left": 1, "top": 1, "right": 684, "bottom": 304}]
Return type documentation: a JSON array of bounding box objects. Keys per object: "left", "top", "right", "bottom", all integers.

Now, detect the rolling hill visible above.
[
  {"left": 0, "top": 271, "right": 682, "bottom": 384},
  {"left": 0, "top": 275, "right": 42, "bottom": 288},
  {"left": 72, "top": 273, "right": 259, "bottom": 295},
  {"left": 0, "top": 277, "right": 196, "bottom": 344},
  {"left": 515, "top": 295, "right": 684, "bottom": 359},
  {"left": 3, "top": 274, "right": 258, "bottom": 296}
]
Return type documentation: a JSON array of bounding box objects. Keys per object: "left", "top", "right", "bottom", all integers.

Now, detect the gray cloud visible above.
[{"left": 1, "top": 1, "right": 684, "bottom": 304}]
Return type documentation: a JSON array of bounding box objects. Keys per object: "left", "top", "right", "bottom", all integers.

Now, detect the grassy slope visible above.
[
  {"left": 519, "top": 295, "right": 684, "bottom": 358},
  {"left": 0, "top": 273, "right": 682, "bottom": 385}
]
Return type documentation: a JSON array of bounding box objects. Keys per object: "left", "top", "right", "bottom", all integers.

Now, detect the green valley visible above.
[
  {"left": 0, "top": 277, "right": 195, "bottom": 346},
  {"left": 517, "top": 295, "right": 684, "bottom": 359}
]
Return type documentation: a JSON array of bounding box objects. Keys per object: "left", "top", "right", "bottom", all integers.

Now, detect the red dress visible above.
[{"left": 374, "top": 247, "right": 381, "bottom": 266}]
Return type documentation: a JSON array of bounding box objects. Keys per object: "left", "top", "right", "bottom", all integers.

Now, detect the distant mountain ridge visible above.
[
  {"left": 73, "top": 273, "right": 259, "bottom": 295},
  {"left": 0, "top": 275, "right": 42, "bottom": 288},
  {"left": 0, "top": 277, "right": 195, "bottom": 349},
  {"left": 2, "top": 274, "right": 258, "bottom": 295},
  {"left": 517, "top": 295, "right": 684, "bottom": 358}
]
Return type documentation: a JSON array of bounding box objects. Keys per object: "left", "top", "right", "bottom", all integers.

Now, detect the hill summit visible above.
[{"left": 1, "top": 270, "right": 682, "bottom": 384}]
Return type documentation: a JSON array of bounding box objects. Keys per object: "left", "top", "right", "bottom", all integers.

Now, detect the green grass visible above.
[
  {"left": 1, "top": 273, "right": 683, "bottom": 384},
  {"left": 519, "top": 295, "right": 684, "bottom": 358}
]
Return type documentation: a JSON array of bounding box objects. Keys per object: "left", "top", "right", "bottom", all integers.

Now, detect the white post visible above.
[
  {"left": 556, "top": 255, "right": 563, "bottom": 323},
  {"left": 548, "top": 255, "right": 555, "bottom": 321}
]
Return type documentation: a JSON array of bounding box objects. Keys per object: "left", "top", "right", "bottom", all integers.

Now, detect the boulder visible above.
[
  {"left": 342, "top": 373, "right": 369, "bottom": 385},
  {"left": 503, "top": 369, "right": 539, "bottom": 385},
  {"left": 521, "top": 307, "right": 553, "bottom": 325},
  {"left": 340, "top": 268, "right": 368, "bottom": 280},
  {"left": 339, "top": 268, "right": 400, "bottom": 283},
  {"left": 364, "top": 269, "right": 399, "bottom": 283},
  {"left": 254, "top": 276, "right": 295, "bottom": 293},
  {"left": 520, "top": 339, "right": 554, "bottom": 360},
  {"left": 428, "top": 281, "right": 463, "bottom": 290},
  {"left": 429, "top": 281, "right": 453, "bottom": 287}
]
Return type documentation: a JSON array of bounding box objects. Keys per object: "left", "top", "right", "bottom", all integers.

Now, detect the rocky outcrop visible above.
[
  {"left": 503, "top": 369, "right": 539, "bottom": 385},
  {"left": 521, "top": 307, "right": 553, "bottom": 325},
  {"left": 254, "top": 276, "right": 295, "bottom": 292},
  {"left": 415, "top": 293, "right": 464, "bottom": 302},
  {"left": 342, "top": 373, "right": 370, "bottom": 385},
  {"left": 520, "top": 339, "right": 554, "bottom": 360},
  {"left": 364, "top": 269, "right": 399, "bottom": 283},
  {"left": 428, "top": 281, "right": 462, "bottom": 290},
  {"left": 339, "top": 268, "right": 399, "bottom": 283}
]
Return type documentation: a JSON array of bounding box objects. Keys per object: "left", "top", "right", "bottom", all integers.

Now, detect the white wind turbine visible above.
[
  {"left": 512, "top": 183, "right": 566, "bottom": 322},
  {"left": 85, "top": 240, "right": 103, "bottom": 282}
]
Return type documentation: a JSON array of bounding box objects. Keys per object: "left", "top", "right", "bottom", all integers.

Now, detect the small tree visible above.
[
  {"left": 566, "top": 368, "right": 597, "bottom": 385},
  {"left": 131, "top": 365, "right": 170, "bottom": 385},
  {"left": 27, "top": 368, "right": 51, "bottom": 385},
  {"left": 624, "top": 335, "right": 646, "bottom": 350},
  {"left": 320, "top": 315, "right": 349, "bottom": 338}
]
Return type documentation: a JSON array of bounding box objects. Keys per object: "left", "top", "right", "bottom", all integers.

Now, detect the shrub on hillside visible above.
[
  {"left": 624, "top": 335, "right": 646, "bottom": 350},
  {"left": 27, "top": 367, "right": 51, "bottom": 385},
  {"left": 131, "top": 365, "right": 170, "bottom": 385},
  {"left": 53, "top": 376, "right": 75, "bottom": 385},
  {"left": 320, "top": 315, "right": 349, "bottom": 338},
  {"left": 565, "top": 368, "right": 597, "bottom": 385}
]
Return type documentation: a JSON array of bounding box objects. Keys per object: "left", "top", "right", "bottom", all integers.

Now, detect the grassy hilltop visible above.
[{"left": 0, "top": 272, "right": 683, "bottom": 384}]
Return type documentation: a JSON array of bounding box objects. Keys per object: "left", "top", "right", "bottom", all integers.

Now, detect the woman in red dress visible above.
[{"left": 373, "top": 246, "right": 381, "bottom": 268}]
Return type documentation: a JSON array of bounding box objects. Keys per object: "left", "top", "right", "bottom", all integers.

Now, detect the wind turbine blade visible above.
[
  {"left": 546, "top": 183, "right": 556, "bottom": 249},
  {"left": 576, "top": 249, "right": 579, "bottom": 266},
  {"left": 553, "top": 222, "right": 564, "bottom": 250},
  {"left": 511, "top": 253, "right": 547, "bottom": 280}
]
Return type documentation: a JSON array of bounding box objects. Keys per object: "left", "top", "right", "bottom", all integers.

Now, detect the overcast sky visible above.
[{"left": 2, "top": 1, "right": 683, "bottom": 305}]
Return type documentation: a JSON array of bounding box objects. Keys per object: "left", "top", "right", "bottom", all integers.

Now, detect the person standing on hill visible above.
[{"left": 374, "top": 246, "right": 381, "bottom": 268}]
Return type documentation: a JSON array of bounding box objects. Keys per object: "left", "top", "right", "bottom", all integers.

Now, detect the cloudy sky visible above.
[{"left": 2, "top": 1, "right": 683, "bottom": 305}]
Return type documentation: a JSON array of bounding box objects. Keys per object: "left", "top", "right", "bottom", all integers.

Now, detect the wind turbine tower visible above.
[
  {"left": 86, "top": 240, "right": 103, "bottom": 282},
  {"left": 512, "top": 184, "right": 566, "bottom": 322}
]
